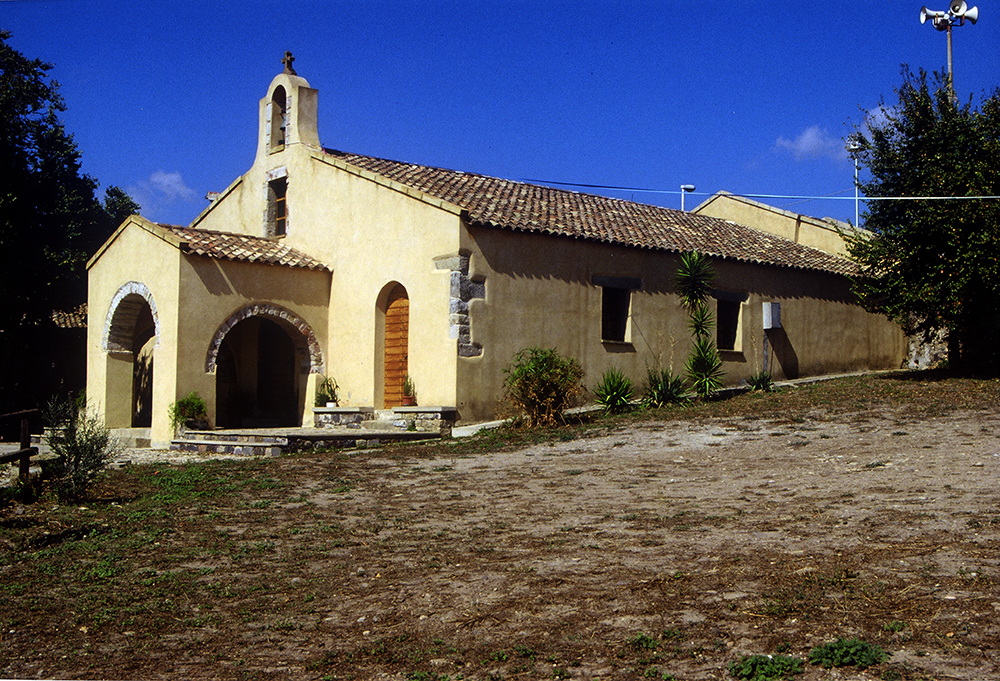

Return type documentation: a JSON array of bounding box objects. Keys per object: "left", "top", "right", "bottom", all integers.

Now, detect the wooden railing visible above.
[{"left": 0, "top": 409, "right": 40, "bottom": 482}]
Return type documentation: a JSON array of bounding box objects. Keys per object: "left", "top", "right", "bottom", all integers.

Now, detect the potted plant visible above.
[
  {"left": 314, "top": 376, "right": 339, "bottom": 407},
  {"left": 401, "top": 375, "right": 416, "bottom": 406},
  {"left": 168, "top": 392, "right": 210, "bottom": 435}
]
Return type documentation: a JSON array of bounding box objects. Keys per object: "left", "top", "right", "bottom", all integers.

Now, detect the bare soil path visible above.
[{"left": 2, "top": 377, "right": 999, "bottom": 680}]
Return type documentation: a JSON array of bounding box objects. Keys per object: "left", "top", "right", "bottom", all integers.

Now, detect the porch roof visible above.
[{"left": 160, "top": 225, "right": 330, "bottom": 271}]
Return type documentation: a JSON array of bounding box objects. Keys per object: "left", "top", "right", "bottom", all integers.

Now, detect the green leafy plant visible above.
[
  {"left": 168, "top": 392, "right": 209, "bottom": 431},
  {"left": 594, "top": 366, "right": 635, "bottom": 414},
  {"left": 675, "top": 251, "right": 724, "bottom": 399},
  {"left": 44, "top": 398, "right": 124, "bottom": 500},
  {"left": 314, "top": 375, "right": 339, "bottom": 406},
  {"left": 403, "top": 375, "right": 416, "bottom": 398},
  {"left": 808, "top": 638, "right": 888, "bottom": 670},
  {"left": 746, "top": 370, "right": 775, "bottom": 393},
  {"left": 685, "top": 336, "right": 724, "bottom": 399},
  {"left": 728, "top": 654, "right": 804, "bottom": 680},
  {"left": 502, "top": 347, "right": 584, "bottom": 427},
  {"left": 643, "top": 366, "right": 689, "bottom": 407}
]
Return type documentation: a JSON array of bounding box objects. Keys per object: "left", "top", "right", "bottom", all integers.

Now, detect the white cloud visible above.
[
  {"left": 774, "top": 125, "right": 848, "bottom": 162},
  {"left": 128, "top": 170, "right": 199, "bottom": 222},
  {"left": 148, "top": 170, "right": 198, "bottom": 201}
]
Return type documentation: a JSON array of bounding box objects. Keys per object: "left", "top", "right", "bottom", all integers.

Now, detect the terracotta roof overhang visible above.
[
  {"left": 160, "top": 225, "right": 330, "bottom": 271},
  {"left": 323, "top": 149, "right": 857, "bottom": 277}
]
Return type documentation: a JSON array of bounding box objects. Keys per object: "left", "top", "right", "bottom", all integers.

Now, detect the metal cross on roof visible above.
[{"left": 281, "top": 51, "right": 296, "bottom": 75}]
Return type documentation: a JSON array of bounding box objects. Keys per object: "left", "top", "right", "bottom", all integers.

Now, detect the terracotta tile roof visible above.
[
  {"left": 159, "top": 225, "right": 330, "bottom": 271},
  {"left": 325, "top": 149, "right": 855, "bottom": 276}
]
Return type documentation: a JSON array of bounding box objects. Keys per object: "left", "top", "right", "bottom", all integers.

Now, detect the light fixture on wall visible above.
[
  {"left": 680, "top": 184, "right": 696, "bottom": 212},
  {"left": 920, "top": 1, "right": 979, "bottom": 97}
]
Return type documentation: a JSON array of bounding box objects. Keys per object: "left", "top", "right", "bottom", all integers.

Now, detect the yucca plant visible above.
[
  {"left": 593, "top": 367, "right": 635, "bottom": 414},
  {"left": 675, "top": 251, "right": 714, "bottom": 309},
  {"left": 643, "top": 366, "right": 689, "bottom": 408},
  {"left": 746, "top": 370, "right": 775, "bottom": 393},
  {"left": 685, "top": 336, "right": 725, "bottom": 399},
  {"left": 675, "top": 251, "right": 725, "bottom": 400}
]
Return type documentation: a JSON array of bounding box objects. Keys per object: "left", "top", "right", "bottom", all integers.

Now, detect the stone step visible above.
[
  {"left": 169, "top": 426, "right": 443, "bottom": 457},
  {"left": 180, "top": 430, "right": 289, "bottom": 445},
  {"left": 169, "top": 439, "right": 284, "bottom": 457}
]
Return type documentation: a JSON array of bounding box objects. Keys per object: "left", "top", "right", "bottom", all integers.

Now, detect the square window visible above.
[
  {"left": 267, "top": 177, "right": 287, "bottom": 237},
  {"left": 602, "top": 287, "right": 631, "bottom": 343},
  {"left": 716, "top": 299, "right": 743, "bottom": 352}
]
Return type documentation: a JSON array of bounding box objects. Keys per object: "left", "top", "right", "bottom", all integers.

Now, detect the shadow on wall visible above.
[{"left": 767, "top": 327, "right": 799, "bottom": 379}]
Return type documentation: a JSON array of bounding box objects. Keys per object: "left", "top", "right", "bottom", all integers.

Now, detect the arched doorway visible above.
[
  {"left": 382, "top": 284, "right": 409, "bottom": 408},
  {"left": 215, "top": 317, "right": 297, "bottom": 428},
  {"left": 207, "top": 304, "right": 323, "bottom": 429},
  {"left": 103, "top": 282, "right": 160, "bottom": 429}
]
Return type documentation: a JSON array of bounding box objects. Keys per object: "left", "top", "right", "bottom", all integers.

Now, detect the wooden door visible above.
[{"left": 383, "top": 286, "right": 409, "bottom": 408}]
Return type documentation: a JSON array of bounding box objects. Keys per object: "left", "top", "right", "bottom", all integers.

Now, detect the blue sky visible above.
[{"left": 5, "top": 1, "right": 998, "bottom": 227}]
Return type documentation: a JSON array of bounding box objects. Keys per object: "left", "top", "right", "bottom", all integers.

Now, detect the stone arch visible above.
[
  {"left": 102, "top": 281, "right": 159, "bottom": 428},
  {"left": 103, "top": 281, "right": 160, "bottom": 353},
  {"left": 206, "top": 303, "right": 323, "bottom": 375}
]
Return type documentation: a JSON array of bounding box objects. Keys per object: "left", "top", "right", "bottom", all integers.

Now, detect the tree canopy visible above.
[
  {"left": 847, "top": 68, "right": 1000, "bottom": 374},
  {"left": 0, "top": 31, "right": 139, "bottom": 412}
]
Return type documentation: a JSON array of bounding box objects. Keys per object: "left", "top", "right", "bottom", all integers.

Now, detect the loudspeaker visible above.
[
  {"left": 963, "top": 6, "right": 979, "bottom": 24},
  {"left": 920, "top": 6, "right": 945, "bottom": 23},
  {"left": 949, "top": 1, "right": 967, "bottom": 14}
]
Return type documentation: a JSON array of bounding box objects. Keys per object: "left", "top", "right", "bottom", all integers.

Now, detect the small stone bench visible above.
[
  {"left": 312, "top": 406, "right": 375, "bottom": 429},
  {"left": 390, "top": 406, "right": 458, "bottom": 437}
]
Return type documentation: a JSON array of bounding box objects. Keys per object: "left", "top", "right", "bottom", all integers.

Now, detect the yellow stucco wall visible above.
[
  {"left": 694, "top": 193, "right": 852, "bottom": 257},
  {"left": 191, "top": 122, "right": 463, "bottom": 411},
  {"left": 87, "top": 219, "right": 182, "bottom": 445},
  {"left": 455, "top": 224, "right": 905, "bottom": 422}
]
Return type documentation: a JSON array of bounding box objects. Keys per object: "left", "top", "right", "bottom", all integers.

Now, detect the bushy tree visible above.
[
  {"left": 847, "top": 68, "right": 1000, "bottom": 374},
  {"left": 0, "top": 31, "right": 139, "bottom": 412}
]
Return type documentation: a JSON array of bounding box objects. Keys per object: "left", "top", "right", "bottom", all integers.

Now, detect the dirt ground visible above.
[{"left": 2, "top": 387, "right": 1000, "bottom": 680}]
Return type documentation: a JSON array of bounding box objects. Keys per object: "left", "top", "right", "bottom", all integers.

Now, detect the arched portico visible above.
[
  {"left": 102, "top": 281, "right": 160, "bottom": 428},
  {"left": 206, "top": 304, "right": 323, "bottom": 428}
]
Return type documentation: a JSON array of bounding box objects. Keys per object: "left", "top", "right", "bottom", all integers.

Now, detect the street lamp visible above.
[
  {"left": 920, "top": 1, "right": 979, "bottom": 97},
  {"left": 846, "top": 141, "right": 862, "bottom": 226},
  {"left": 680, "top": 184, "right": 696, "bottom": 212}
]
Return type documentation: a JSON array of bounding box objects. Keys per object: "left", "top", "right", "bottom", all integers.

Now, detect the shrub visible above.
[
  {"left": 643, "top": 366, "right": 689, "bottom": 408},
  {"left": 502, "top": 347, "right": 584, "bottom": 427},
  {"left": 685, "top": 336, "right": 724, "bottom": 399},
  {"left": 808, "top": 638, "right": 888, "bottom": 670},
  {"left": 44, "top": 399, "right": 124, "bottom": 501},
  {"left": 728, "top": 654, "right": 804, "bottom": 680},
  {"left": 169, "top": 392, "right": 209, "bottom": 431},
  {"left": 314, "top": 375, "right": 339, "bottom": 406},
  {"left": 747, "top": 370, "right": 775, "bottom": 393},
  {"left": 594, "top": 367, "right": 635, "bottom": 414}
]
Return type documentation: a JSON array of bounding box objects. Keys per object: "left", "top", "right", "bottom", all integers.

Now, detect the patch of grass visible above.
[
  {"left": 808, "top": 638, "right": 888, "bottom": 670},
  {"left": 728, "top": 654, "right": 804, "bottom": 680}
]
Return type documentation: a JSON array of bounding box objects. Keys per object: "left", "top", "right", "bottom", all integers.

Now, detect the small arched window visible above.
[{"left": 269, "top": 86, "right": 287, "bottom": 151}]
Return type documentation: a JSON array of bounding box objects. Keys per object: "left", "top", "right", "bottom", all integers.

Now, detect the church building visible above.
[{"left": 86, "top": 56, "right": 906, "bottom": 446}]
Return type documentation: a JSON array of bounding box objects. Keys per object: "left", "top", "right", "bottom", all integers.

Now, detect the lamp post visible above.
[
  {"left": 846, "top": 141, "right": 862, "bottom": 226},
  {"left": 680, "top": 184, "right": 696, "bottom": 212},
  {"left": 920, "top": 1, "right": 979, "bottom": 98}
]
